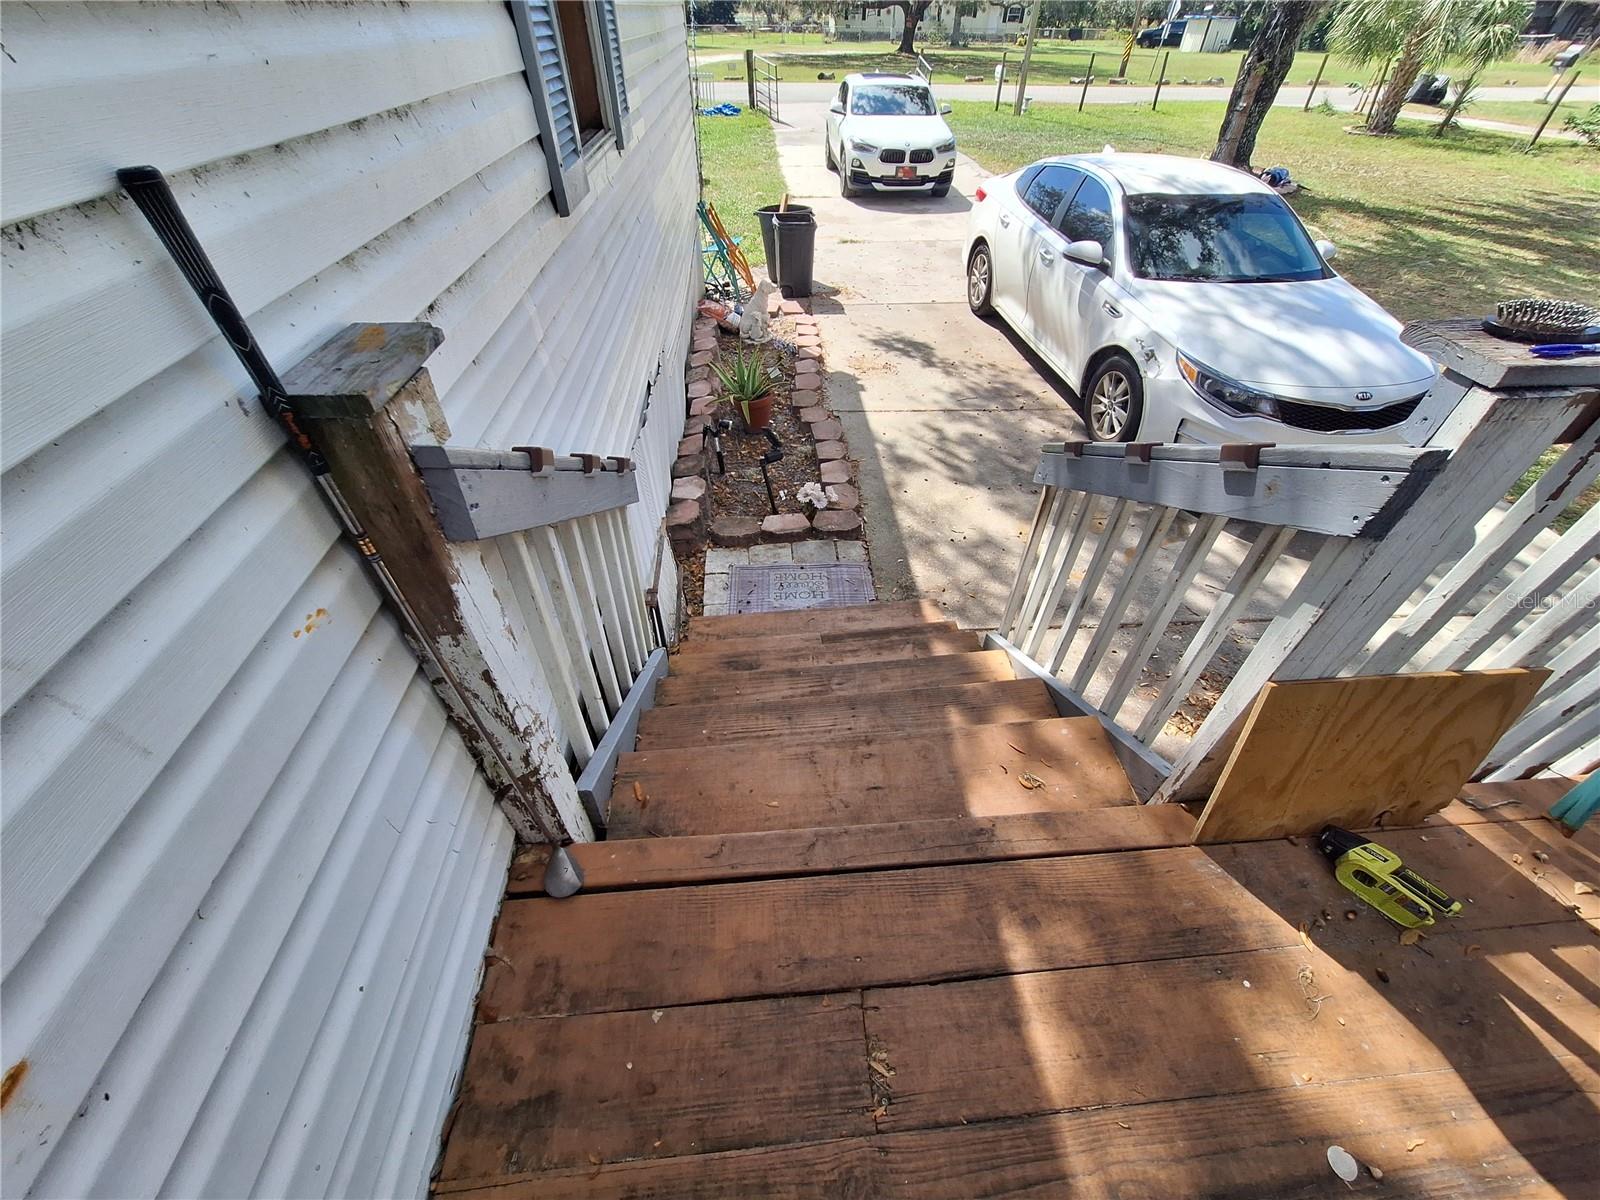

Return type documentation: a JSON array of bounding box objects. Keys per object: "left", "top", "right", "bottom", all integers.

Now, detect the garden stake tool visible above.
[
  {"left": 758, "top": 428, "right": 783, "bottom": 515},
  {"left": 1317, "top": 826, "right": 1462, "bottom": 930},
  {"left": 116, "top": 165, "right": 582, "bottom": 893}
]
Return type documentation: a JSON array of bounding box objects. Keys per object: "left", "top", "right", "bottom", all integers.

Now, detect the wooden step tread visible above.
[
  {"left": 683, "top": 598, "right": 945, "bottom": 642},
  {"left": 479, "top": 845, "right": 1299, "bottom": 1019},
  {"left": 509, "top": 807, "right": 1197, "bottom": 895},
  {"left": 668, "top": 624, "right": 977, "bottom": 674},
  {"left": 655, "top": 649, "right": 1017, "bottom": 707},
  {"left": 612, "top": 716, "right": 1133, "bottom": 837},
  {"left": 436, "top": 1058, "right": 1597, "bottom": 1198},
  {"left": 637, "top": 677, "right": 1056, "bottom": 751}
]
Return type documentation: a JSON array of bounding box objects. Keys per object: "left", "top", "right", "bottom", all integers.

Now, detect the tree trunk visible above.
[
  {"left": 950, "top": 5, "right": 963, "bottom": 47},
  {"left": 1212, "top": 0, "right": 1321, "bottom": 169},
  {"left": 895, "top": 1, "right": 928, "bottom": 54},
  {"left": 1365, "top": 27, "right": 1428, "bottom": 135},
  {"left": 1434, "top": 71, "right": 1477, "bottom": 136}
]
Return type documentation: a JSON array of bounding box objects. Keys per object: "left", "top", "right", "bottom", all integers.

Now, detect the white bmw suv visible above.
[
  {"left": 825, "top": 73, "right": 958, "bottom": 198},
  {"left": 964, "top": 152, "right": 1444, "bottom": 445}
]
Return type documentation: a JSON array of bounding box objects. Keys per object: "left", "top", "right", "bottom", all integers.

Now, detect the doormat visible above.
[{"left": 728, "top": 562, "right": 876, "bottom": 614}]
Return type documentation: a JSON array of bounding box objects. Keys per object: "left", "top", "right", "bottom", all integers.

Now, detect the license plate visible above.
[{"left": 896, "top": 165, "right": 916, "bottom": 179}]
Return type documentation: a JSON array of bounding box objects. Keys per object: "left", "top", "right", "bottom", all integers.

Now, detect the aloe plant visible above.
[{"left": 711, "top": 343, "right": 772, "bottom": 426}]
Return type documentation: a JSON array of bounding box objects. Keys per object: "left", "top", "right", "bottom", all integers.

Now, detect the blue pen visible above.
[{"left": 1530, "top": 343, "right": 1600, "bottom": 358}]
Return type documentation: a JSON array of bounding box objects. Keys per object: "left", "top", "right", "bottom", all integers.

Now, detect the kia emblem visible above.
[{"left": 1355, "top": 390, "right": 1373, "bottom": 402}]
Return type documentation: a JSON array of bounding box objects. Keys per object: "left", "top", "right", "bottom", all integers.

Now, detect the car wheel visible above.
[
  {"left": 966, "top": 242, "right": 995, "bottom": 316},
  {"left": 839, "top": 147, "right": 858, "bottom": 197},
  {"left": 1084, "top": 352, "right": 1145, "bottom": 442},
  {"left": 931, "top": 184, "right": 951, "bottom": 198}
]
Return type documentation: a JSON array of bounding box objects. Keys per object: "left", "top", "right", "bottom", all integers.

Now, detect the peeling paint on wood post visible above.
[{"left": 285, "top": 322, "right": 591, "bottom": 844}]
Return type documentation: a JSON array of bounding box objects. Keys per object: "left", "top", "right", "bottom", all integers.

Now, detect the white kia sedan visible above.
[
  {"left": 964, "top": 153, "right": 1442, "bottom": 444},
  {"left": 826, "top": 73, "right": 957, "bottom": 198}
]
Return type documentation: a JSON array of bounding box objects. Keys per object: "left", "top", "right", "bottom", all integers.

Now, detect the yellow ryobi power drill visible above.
[{"left": 1317, "top": 826, "right": 1463, "bottom": 929}]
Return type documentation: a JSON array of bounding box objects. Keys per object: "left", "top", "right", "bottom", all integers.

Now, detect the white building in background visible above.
[
  {"left": 833, "top": 2, "right": 1031, "bottom": 41},
  {"left": 0, "top": 1, "right": 694, "bottom": 1196}
]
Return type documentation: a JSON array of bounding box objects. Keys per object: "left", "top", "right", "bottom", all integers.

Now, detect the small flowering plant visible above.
[{"left": 796, "top": 481, "right": 838, "bottom": 515}]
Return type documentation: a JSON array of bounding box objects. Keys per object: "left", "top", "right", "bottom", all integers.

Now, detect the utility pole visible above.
[{"left": 1012, "top": 0, "right": 1042, "bottom": 115}]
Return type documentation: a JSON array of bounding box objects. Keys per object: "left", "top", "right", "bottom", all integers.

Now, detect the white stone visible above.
[
  {"left": 701, "top": 601, "right": 730, "bottom": 616},
  {"left": 705, "top": 547, "right": 749, "bottom": 574},
  {"left": 793, "top": 540, "right": 838, "bottom": 564},
  {"left": 836, "top": 540, "right": 868, "bottom": 563},
  {"left": 748, "top": 543, "right": 795, "bottom": 565},
  {"left": 703, "top": 573, "right": 731, "bottom": 604}
]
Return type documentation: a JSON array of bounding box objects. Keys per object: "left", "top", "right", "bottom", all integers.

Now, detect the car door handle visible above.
[
  {"left": 1038, "top": 248, "right": 1054, "bottom": 265},
  {"left": 998, "top": 213, "right": 1011, "bottom": 228},
  {"left": 1102, "top": 299, "right": 1122, "bottom": 317}
]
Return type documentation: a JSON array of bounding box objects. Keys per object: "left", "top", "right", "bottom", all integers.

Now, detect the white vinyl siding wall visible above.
[{"left": 0, "top": 1, "right": 694, "bottom": 1196}]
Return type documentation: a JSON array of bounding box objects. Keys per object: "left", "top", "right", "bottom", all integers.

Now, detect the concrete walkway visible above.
[{"left": 773, "top": 102, "right": 1087, "bottom": 627}]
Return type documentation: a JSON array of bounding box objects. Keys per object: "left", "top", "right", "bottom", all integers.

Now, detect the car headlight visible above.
[
  {"left": 1176, "top": 351, "right": 1281, "bottom": 420},
  {"left": 937, "top": 139, "right": 956, "bottom": 153},
  {"left": 851, "top": 139, "right": 879, "bottom": 154}
]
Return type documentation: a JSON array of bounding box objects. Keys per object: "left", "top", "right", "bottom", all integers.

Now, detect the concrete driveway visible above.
[{"left": 774, "top": 102, "right": 1088, "bottom": 627}]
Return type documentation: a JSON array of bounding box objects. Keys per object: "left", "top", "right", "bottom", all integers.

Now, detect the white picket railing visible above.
[
  {"left": 996, "top": 358, "right": 1599, "bottom": 800},
  {"left": 413, "top": 445, "right": 665, "bottom": 786}
]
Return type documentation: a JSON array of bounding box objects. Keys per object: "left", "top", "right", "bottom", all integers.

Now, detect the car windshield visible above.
[
  {"left": 1123, "top": 192, "right": 1329, "bottom": 283},
  {"left": 849, "top": 84, "right": 935, "bottom": 116}
]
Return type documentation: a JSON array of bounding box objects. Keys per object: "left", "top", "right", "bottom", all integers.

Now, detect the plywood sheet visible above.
[{"left": 1194, "top": 669, "right": 1549, "bottom": 843}]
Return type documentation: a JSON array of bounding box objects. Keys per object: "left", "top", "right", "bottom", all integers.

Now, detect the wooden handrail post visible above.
[
  {"left": 285, "top": 323, "right": 592, "bottom": 844},
  {"left": 1303, "top": 52, "right": 1328, "bottom": 111},
  {"left": 745, "top": 48, "right": 756, "bottom": 109}
]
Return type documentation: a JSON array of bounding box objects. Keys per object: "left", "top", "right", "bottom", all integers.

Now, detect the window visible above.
[
  {"left": 1058, "top": 173, "right": 1114, "bottom": 260},
  {"left": 1005, "top": 4, "right": 1025, "bottom": 22},
  {"left": 848, "top": 83, "right": 935, "bottom": 116},
  {"left": 1021, "top": 165, "right": 1082, "bottom": 224},
  {"left": 1123, "top": 192, "right": 1329, "bottom": 282},
  {"left": 509, "top": 1, "right": 632, "bottom": 217}
]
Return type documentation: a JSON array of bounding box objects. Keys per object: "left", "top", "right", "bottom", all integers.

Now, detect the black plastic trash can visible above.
[
  {"left": 755, "top": 203, "right": 812, "bottom": 270},
  {"left": 771, "top": 209, "right": 817, "bottom": 299}
]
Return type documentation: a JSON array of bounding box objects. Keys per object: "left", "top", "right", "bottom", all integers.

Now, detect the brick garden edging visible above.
[{"left": 668, "top": 292, "right": 865, "bottom": 552}]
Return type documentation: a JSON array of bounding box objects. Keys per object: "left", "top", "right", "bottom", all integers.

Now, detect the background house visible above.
[{"left": 0, "top": 1, "right": 695, "bottom": 1196}]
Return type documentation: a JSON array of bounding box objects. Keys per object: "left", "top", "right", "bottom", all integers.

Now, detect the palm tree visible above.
[
  {"left": 1330, "top": 0, "right": 1531, "bottom": 136},
  {"left": 1434, "top": 0, "right": 1528, "bottom": 135}
]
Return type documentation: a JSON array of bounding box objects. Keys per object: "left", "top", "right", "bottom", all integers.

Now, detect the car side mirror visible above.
[
  {"left": 939, "top": 102, "right": 953, "bottom": 115},
  {"left": 1315, "top": 238, "right": 1338, "bottom": 262},
  {"left": 1064, "top": 239, "right": 1105, "bottom": 268},
  {"left": 829, "top": 102, "right": 845, "bottom": 115}
]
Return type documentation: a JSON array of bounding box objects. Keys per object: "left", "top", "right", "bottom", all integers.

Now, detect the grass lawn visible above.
[
  {"left": 1401, "top": 97, "right": 1597, "bottom": 131},
  {"left": 696, "top": 109, "right": 784, "bottom": 269},
  {"left": 693, "top": 34, "right": 1568, "bottom": 89},
  {"left": 947, "top": 99, "right": 1599, "bottom": 322}
]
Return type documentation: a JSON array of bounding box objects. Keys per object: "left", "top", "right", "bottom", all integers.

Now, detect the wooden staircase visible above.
[
  {"left": 609, "top": 599, "right": 1139, "bottom": 838},
  {"left": 431, "top": 601, "right": 1599, "bottom": 1199}
]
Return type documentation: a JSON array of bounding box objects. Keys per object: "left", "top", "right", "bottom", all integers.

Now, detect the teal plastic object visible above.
[{"left": 1549, "top": 774, "right": 1600, "bottom": 834}]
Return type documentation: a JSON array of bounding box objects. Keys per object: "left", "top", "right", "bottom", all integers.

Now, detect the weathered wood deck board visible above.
[
  {"left": 609, "top": 717, "right": 1134, "bottom": 837},
  {"left": 665, "top": 625, "right": 977, "bottom": 674},
  {"left": 435, "top": 1060, "right": 1599, "bottom": 1199},
  {"left": 478, "top": 849, "right": 1308, "bottom": 1019},
  {"left": 866, "top": 930, "right": 1599, "bottom": 1133},
  {"left": 682, "top": 598, "right": 945, "bottom": 640},
  {"left": 1202, "top": 822, "right": 1600, "bottom": 936},
  {"left": 636, "top": 678, "right": 1058, "bottom": 750},
  {"left": 435, "top": 992, "right": 873, "bottom": 1186},
  {"left": 652, "top": 649, "right": 1017, "bottom": 706},
  {"left": 506, "top": 807, "right": 1198, "bottom": 895}
]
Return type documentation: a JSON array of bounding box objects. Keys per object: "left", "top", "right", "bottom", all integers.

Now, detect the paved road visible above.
[
  {"left": 774, "top": 102, "right": 1085, "bottom": 627},
  {"left": 701, "top": 72, "right": 1590, "bottom": 139}
]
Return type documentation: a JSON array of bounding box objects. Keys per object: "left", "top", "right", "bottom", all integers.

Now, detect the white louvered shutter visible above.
[
  {"left": 597, "top": 0, "right": 632, "bottom": 148},
  {"left": 511, "top": 0, "right": 590, "bottom": 215}
]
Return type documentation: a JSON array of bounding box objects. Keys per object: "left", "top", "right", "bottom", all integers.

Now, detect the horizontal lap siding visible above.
[{"left": 0, "top": 1, "right": 692, "bottom": 1196}]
